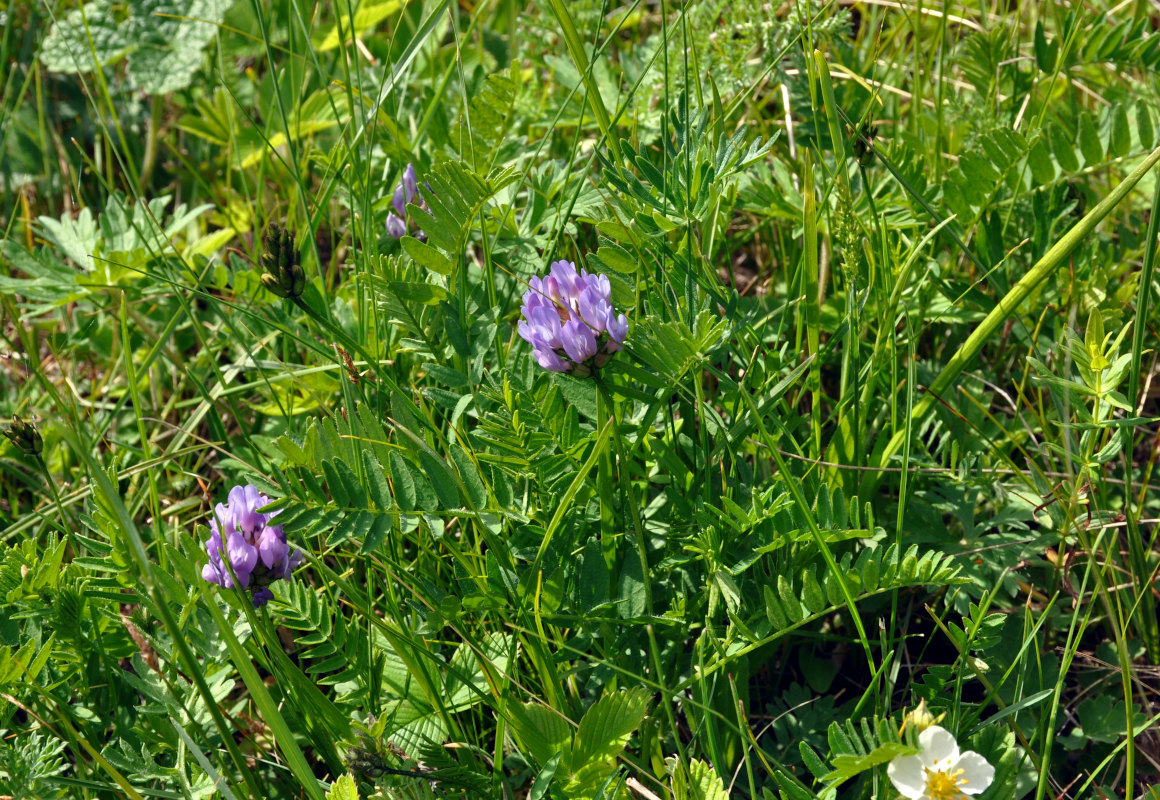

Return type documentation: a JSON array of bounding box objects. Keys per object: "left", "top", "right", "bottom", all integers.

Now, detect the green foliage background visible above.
[{"left": 2, "top": 0, "right": 1160, "bottom": 798}]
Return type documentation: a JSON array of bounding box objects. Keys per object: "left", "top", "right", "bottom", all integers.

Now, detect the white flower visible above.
[{"left": 887, "top": 725, "right": 994, "bottom": 800}]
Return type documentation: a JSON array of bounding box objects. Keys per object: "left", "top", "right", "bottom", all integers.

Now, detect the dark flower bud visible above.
[
  {"left": 851, "top": 122, "right": 878, "bottom": 167},
  {"left": 3, "top": 415, "right": 42, "bottom": 456},
  {"left": 260, "top": 224, "right": 305, "bottom": 299}
]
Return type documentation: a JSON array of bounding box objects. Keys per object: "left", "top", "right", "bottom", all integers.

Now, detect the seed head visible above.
[
  {"left": 260, "top": 224, "right": 306, "bottom": 299},
  {"left": 3, "top": 415, "right": 42, "bottom": 456}
]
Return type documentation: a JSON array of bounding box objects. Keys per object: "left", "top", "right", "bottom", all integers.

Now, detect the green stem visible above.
[
  {"left": 597, "top": 379, "right": 653, "bottom": 618},
  {"left": 596, "top": 379, "right": 617, "bottom": 576},
  {"left": 544, "top": 0, "right": 622, "bottom": 162},
  {"left": 138, "top": 95, "right": 161, "bottom": 192},
  {"left": 1124, "top": 169, "right": 1160, "bottom": 664},
  {"left": 35, "top": 454, "right": 72, "bottom": 548}
]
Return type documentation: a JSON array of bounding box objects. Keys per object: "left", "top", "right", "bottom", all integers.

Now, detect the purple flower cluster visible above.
[
  {"left": 385, "top": 163, "right": 429, "bottom": 240},
  {"left": 201, "top": 484, "right": 303, "bottom": 607},
  {"left": 518, "top": 260, "right": 628, "bottom": 373}
]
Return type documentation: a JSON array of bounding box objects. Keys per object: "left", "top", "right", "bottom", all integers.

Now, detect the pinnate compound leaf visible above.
[
  {"left": 410, "top": 161, "right": 494, "bottom": 254},
  {"left": 460, "top": 63, "right": 521, "bottom": 169}
]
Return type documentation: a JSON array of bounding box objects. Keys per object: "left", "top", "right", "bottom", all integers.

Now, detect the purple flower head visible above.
[
  {"left": 519, "top": 260, "right": 628, "bottom": 374},
  {"left": 200, "top": 484, "right": 303, "bottom": 608},
  {"left": 385, "top": 162, "right": 430, "bottom": 240}
]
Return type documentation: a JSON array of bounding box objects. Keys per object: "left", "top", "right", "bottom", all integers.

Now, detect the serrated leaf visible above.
[
  {"left": 510, "top": 702, "right": 573, "bottom": 768},
  {"left": 326, "top": 773, "right": 359, "bottom": 800},
  {"left": 671, "top": 758, "right": 729, "bottom": 800},
  {"left": 445, "top": 633, "right": 512, "bottom": 711},
  {"left": 823, "top": 742, "right": 914, "bottom": 783},
  {"left": 40, "top": 0, "right": 128, "bottom": 74},
  {"left": 572, "top": 688, "right": 650, "bottom": 772},
  {"left": 37, "top": 208, "right": 99, "bottom": 270}
]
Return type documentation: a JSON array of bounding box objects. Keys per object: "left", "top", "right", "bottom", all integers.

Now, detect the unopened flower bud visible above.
[
  {"left": 260, "top": 224, "right": 305, "bottom": 299},
  {"left": 901, "top": 699, "right": 945, "bottom": 734},
  {"left": 3, "top": 415, "right": 42, "bottom": 456}
]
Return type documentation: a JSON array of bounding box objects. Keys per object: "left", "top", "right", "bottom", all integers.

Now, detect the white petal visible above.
[
  {"left": 918, "top": 725, "right": 960, "bottom": 770},
  {"left": 953, "top": 751, "right": 995, "bottom": 795},
  {"left": 886, "top": 755, "right": 927, "bottom": 799}
]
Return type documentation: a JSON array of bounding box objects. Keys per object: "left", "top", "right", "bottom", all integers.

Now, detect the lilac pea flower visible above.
[
  {"left": 527, "top": 304, "right": 564, "bottom": 347},
  {"left": 549, "top": 260, "right": 582, "bottom": 301},
  {"left": 224, "top": 531, "right": 257, "bottom": 587},
  {"left": 385, "top": 213, "right": 407, "bottom": 239},
  {"left": 230, "top": 485, "right": 266, "bottom": 536},
  {"left": 561, "top": 318, "right": 599, "bottom": 362},
  {"left": 534, "top": 347, "right": 571, "bottom": 372},
  {"left": 402, "top": 164, "right": 419, "bottom": 203},
  {"left": 605, "top": 309, "right": 629, "bottom": 348},
  {"left": 281, "top": 549, "right": 305, "bottom": 580},
  {"left": 258, "top": 526, "right": 289, "bottom": 570}
]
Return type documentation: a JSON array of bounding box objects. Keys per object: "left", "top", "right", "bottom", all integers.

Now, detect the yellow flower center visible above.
[{"left": 924, "top": 767, "right": 967, "bottom": 800}]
